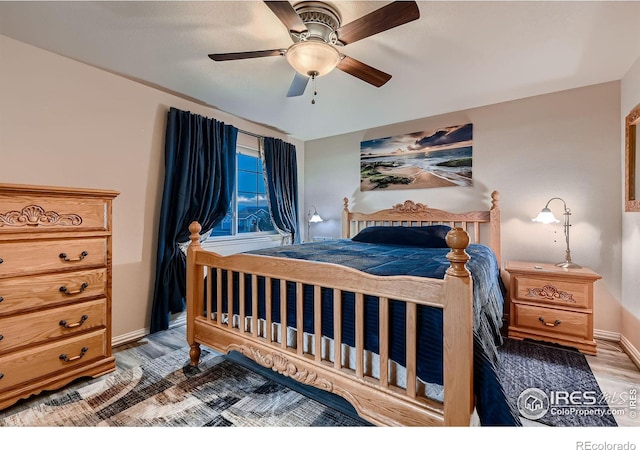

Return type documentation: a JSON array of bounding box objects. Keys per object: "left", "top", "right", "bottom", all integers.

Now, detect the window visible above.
[{"left": 209, "top": 146, "right": 276, "bottom": 238}]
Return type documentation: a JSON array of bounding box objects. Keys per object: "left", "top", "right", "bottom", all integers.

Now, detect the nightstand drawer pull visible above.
[
  {"left": 59, "top": 314, "right": 89, "bottom": 329},
  {"left": 0, "top": 296, "right": 4, "bottom": 303},
  {"left": 59, "top": 346, "right": 88, "bottom": 362},
  {"left": 0, "top": 373, "right": 3, "bottom": 380},
  {"left": 0, "top": 258, "right": 3, "bottom": 264},
  {"left": 59, "top": 251, "right": 88, "bottom": 262},
  {"left": 59, "top": 282, "right": 89, "bottom": 296},
  {"left": 539, "top": 317, "right": 561, "bottom": 327},
  {"left": 0, "top": 335, "right": 3, "bottom": 341}
]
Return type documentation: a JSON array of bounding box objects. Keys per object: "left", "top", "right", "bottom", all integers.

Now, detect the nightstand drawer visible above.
[
  {"left": 512, "top": 303, "right": 589, "bottom": 339},
  {"left": 513, "top": 275, "right": 590, "bottom": 309}
]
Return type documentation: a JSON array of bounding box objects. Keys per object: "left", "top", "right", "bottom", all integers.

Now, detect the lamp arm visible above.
[{"left": 544, "top": 197, "right": 567, "bottom": 210}]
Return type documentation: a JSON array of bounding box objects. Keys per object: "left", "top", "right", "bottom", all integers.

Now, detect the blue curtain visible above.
[
  {"left": 150, "top": 107, "right": 237, "bottom": 333},
  {"left": 261, "top": 137, "right": 300, "bottom": 244}
]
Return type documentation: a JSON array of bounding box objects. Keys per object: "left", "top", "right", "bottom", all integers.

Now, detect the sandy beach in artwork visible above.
[{"left": 362, "top": 165, "right": 457, "bottom": 190}]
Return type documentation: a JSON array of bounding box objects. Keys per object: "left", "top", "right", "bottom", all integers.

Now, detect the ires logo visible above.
[
  {"left": 517, "top": 388, "right": 616, "bottom": 420},
  {"left": 550, "top": 390, "right": 599, "bottom": 405},
  {"left": 518, "top": 388, "right": 634, "bottom": 421}
]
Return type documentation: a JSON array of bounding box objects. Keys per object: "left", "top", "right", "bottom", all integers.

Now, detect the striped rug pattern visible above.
[{"left": 0, "top": 347, "right": 367, "bottom": 427}]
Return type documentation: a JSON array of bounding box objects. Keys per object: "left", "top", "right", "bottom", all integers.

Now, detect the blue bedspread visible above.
[{"left": 220, "top": 239, "right": 521, "bottom": 426}]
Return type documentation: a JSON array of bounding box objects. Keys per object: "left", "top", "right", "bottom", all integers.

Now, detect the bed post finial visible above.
[
  {"left": 343, "top": 197, "right": 350, "bottom": 212},
  {"left": 445, "top": 227, "right": 470, "bottom": 277},
  {"left": 189, "top": 221, "right": 202, "bottom": 250},
  {"left": 491, "top": 191, "right": 500, "bottom": 210}
]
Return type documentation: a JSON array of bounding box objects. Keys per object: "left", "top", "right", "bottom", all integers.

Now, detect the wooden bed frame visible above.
[{"left": 185, "top": 191, "right": 501, "bottom": 426}]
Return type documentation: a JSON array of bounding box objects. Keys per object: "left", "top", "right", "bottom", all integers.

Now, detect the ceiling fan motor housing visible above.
[{"left": 292, "top": 1, "right": 342, "bottom": 45}]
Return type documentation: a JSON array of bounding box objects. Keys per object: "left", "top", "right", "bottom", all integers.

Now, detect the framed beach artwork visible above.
[{"left": 360, "top": 123, "right": 473, "bottom": 191}]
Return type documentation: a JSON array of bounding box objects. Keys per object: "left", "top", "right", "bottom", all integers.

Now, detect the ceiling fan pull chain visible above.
[{"left": 311, "top": 72, "right": 318, "bottom": 105}]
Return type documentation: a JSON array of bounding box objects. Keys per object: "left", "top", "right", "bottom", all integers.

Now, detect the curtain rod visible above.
[{"left": 238, "top": 129, "right": 264, "bottom": 140}]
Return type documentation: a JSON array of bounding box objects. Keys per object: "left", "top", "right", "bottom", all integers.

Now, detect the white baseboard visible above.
[
  {"left": 594, "top": 328, "right": 621, "bottom": 342},
  {"left": 111, "top": 313, "right": 186, "bottom": 348},
  {"left": 620, "top": 335, "right": 640, "bottom": 370},
  {"left": 594, "top": 328, "right": 640, "bottom": 370},
  {"left": 112, "top": 327, "right": 148, "bottom": 347}
]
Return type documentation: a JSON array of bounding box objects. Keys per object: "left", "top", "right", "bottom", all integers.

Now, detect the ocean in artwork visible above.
[{"left": 360, "top": 124, "right": 473, "bottom": 191}]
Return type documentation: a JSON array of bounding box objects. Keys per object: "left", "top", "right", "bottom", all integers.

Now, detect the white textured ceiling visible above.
[{"left": 1, "top": 1, "right": 639, "bottom": 141}]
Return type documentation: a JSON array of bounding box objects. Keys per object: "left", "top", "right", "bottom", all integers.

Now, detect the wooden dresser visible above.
[
  {"left": 0, "top": 183, "right": 119, "bottom": 409},
  {"left": 506, "top": 260, "right": 601, "bottom": 355}
]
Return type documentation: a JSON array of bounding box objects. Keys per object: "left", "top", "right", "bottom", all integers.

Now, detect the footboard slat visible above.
[
  {"left": 296, "top": 282, "right": 303, "bottom": 355},
  {"left": 216, "top": 268, "right": 222, "bottom": 325},
  {"left": 265, "top": 276, "right": 272, "bottom": 343},
  {"left": 280, "top": 279, "right": 287, "bottom": 349},
  {"left": 251, "top": 274, "right": 258, "bottom": 338},
  {"left": 239, "top": 272, "right": 246, "bottom": 332},
  {"left": 206, "top": 267, "right": 213, "bottom": 323},
  {"left": 406, "top": 302, "right": 417, "bottom": 398},
  {"left": 314, "top": 285, "right": 322, "bottom": 362},
  {"left": 355, "top": 292, "right": 364, "bottom": 378},
  {"left": 333, "top": 288, "right": 342, "bottom": 370},
  {"left": 227, "top": 270, "right": 233, "bottom": 329},
  {"left": 379, "top": 297, "right": 389, "bottom": 388}
]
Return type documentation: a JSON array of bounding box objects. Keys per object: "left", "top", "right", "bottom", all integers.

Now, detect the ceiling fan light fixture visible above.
[{"left": 285, "top": 40, "right": 341, "bottom": 77}]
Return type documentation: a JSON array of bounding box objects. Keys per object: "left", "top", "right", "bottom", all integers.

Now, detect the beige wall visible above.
[
  {"left": 621, "top": 55, "right": 640, "bottom": 353},
  {"left": 0, "top": 36, "right": 304, "bottom": 340},
  {"left": 2, "top": 33, "right": 636, "bottom": 352},
  {"left": 305, "top": 82, "right": 626, "bottom": 336}
]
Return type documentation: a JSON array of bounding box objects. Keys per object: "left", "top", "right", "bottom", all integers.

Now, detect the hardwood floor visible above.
[{"left": 585, "top": 338, "right": 640, "bottom": 427}]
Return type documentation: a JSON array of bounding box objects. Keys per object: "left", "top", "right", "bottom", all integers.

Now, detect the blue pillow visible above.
[{"left": 351, "top": 225, "right": 452, "bottom": 248}]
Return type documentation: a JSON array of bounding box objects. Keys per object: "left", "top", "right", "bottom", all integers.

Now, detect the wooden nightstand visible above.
[{"left": 505, "top": 261, "right": 601, "bottom": 355}]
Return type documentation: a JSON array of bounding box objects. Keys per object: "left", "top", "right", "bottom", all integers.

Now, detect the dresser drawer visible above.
[
  {"left": 0, "top": 238, "right": 106, "bottom": 278},
  {"left": 0, "top": 268, "right": 105, "bottom": 315},
  {"left": 0, "top": 195, "right": 108, "bottom": 233},
  {"left": 512, "top": 275, "right": 591, "bottom": 309},
  {"left": 0, "top": 329, "right": 107, "bottom": 393},
  {"left": 0, "top": 299, "right": 106, "bottom": 353},
  {"left": 512, "top": 303, "right": 589, "bottom": 339}
]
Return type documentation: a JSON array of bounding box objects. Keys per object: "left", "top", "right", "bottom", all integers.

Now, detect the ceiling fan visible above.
[{"left": 208, "top": 1, "right": 420, "bottom": 99}]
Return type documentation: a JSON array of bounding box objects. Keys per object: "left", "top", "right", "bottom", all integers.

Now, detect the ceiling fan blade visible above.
[
  {"left": 287, "top": 72, "right": 310, "bottom": 97},
  {"left": 337, "top": 56, "right": 392, "bottom": 88},
  {"left": 208, "top": 49, "right": 285, "bottom": 61},
  {"left": 264, "top": 1, "right": 308, "bottom": 34},
  {"left": 335, "top": 1, "right": 420, "bottom": 45}
]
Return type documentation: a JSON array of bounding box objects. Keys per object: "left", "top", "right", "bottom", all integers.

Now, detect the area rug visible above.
[
  {"left": 497, "top": 338, "right": 617, "bottom": 427},
  {"left": 0, "top": 347, "right": 369, "bottom": 427}
]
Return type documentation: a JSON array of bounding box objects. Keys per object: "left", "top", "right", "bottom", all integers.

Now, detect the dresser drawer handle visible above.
[
  {"left": 59, "top": 346, "right": 88, "bottom": 362},
  {"left": 0, "top": 296, "right": 3, "bottom": 303},
  {"left": 59, "top": 251, "right": 88, "bottom": 262},
  {"left": 0, "top": 373, "right": 3, "bottom": 380},
  {"left": 59, "top": 314, "right": 89, "bottom": 329},
  {"left": 59, "top": 283, "right": 89, "bottom": 296},
  {"left": 0, "top": 335, "right": 3, "bottom": 341},
  {"left": 539, "top": 317, "right": 561, "bottom": 327},
  {"left": 0, "top": 258, "right": 3, "bottom": 264}
]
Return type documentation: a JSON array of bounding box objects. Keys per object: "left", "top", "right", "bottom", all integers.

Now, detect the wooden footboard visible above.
[{"left": 185, "top": 223, "right": 474, "bottom": 426}]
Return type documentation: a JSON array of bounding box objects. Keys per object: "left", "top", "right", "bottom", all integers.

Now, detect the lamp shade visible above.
[
  {"left": 309, "top": 212, "right": 323, "bottom": 223},
  {"left": 286, "top": 41, "right": 341, "bottom": 77},
  {"left": 532, "top": 207, "right": 560, "bottom": 224}
]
